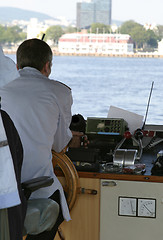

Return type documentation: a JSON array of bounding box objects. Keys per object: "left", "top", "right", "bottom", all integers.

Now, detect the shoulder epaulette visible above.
[{"left": 56, "top": 80, "right": 71, "bottom": 90}]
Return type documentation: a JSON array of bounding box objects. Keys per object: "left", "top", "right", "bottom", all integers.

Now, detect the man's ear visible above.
[
  {"left": 41, "top": 62, "right": 50, "bottom": 77},
  {"left": 16, "top": 64, "right": 19, "bottom": 70},
  {"left": 44, "top": 62, "right": 49, "bottom": 72}
]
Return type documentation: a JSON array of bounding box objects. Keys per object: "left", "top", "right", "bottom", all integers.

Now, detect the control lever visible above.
[
  {"left": 114, "top": 82, "right": 154, "bottom": 161},
  {"left": 114, "top": 130, "right": 143, "bottom": 160},
  {"left": 78, "top": 187, "right": 97, "bottom": 195},
  {"left": 133, "top": 128, "right": 143, "bottom": 160},
  {"left": 114, "top": 131, "right": 132, "bottom": 152}
]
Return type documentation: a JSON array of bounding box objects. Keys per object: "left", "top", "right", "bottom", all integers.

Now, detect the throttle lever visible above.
[{"left": 78, "top": 187, "right": 97, "bottom": 195}]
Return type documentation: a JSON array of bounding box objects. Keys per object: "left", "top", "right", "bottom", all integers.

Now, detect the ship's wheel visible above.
[
  {"left": 52, "top": 150, "right": 80, "bottom": 240},
  {"left": 52, "top": 149, "right": 80, "bottom": 211}
]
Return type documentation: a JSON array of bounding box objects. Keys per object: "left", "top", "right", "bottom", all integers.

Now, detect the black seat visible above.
[
  {"left": 0, "top": 109, "right": 59, "bottom": 239},
  {"left": 0, "top": 109, "right": 26, "bottom": 240},
  {"left": 22, "top": 176, "right": 59, "bottom": 237}
]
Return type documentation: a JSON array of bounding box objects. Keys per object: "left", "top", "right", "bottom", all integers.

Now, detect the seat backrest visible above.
[
  {"left": 22, "top": 176, "right": 59, "bottom": 236},
  {"left": 23, "top": 198, "right": 59, "bottom": 235}
]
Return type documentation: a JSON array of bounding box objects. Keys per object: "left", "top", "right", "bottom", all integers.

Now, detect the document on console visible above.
[{"left": 107, "top": 105, "right": 144, "bottom": 134}]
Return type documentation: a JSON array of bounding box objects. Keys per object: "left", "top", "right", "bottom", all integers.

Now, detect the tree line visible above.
[
  {"left": 1, "top": 20, "right": 163, "bottom": 51},
  {"left": 0, "top": 25, "right": 26, "bottom": 45},
  {"left": 44, "top": 21, "right": 163, "bottom": 51}
]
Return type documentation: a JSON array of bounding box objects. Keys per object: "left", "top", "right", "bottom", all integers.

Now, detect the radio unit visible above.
[{"left": 86, "top": 117, "right": 128, "bottom": 136}]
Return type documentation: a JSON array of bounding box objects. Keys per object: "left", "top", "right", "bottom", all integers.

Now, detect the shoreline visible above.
[
  {"left": 53, "top": 52, "right": 163, "bottom": 58},
  {"left": 3, "top": 49, "right": 163, "bottom": 58}
]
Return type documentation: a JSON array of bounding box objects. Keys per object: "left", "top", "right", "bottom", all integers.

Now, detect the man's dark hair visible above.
[{"left": 16, "top": 38, "right": 52, "bottom": 71}]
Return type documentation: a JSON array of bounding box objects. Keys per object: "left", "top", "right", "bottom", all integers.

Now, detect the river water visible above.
[{"left": 8, "top": 55, "right": 163, "bottom": 125}]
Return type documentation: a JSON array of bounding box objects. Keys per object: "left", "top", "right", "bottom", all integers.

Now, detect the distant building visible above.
[
  {"left": 144, "top": 23, "right": 157, "bottom": 31},
  {"left": 77, "top": 0, "right": 112, "bottom": 29},
  {"left": 158, "top": 39, "right": 163, "bottom": 54},
  {"left": 27, "top": 18, "right": 48, "bottom": 39},
  {"left": 27, "top": 17, "right": 75, "bottom": 40},
  {"left": 58, "top": 33, "right": 134, "bottom": 54}
]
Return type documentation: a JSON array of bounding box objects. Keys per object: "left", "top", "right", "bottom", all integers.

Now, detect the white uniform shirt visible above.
[
  {"left": 0, "top": 112, "right": 21, "bottom": 209},
  {"left": 0, "top": 46, "right": 19, "bottom": 87},
  {"left": 0, "top": 67, "right": 72, "bottom": 221},
  {"left": 0, "top": 45, "right": 21, "bottom": 209}
]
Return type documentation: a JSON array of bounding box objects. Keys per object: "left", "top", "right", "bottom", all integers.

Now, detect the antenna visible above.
[
  {"left": 41, "top": 33, "right": 45, "bottom": 41},
  {"left": 142, "top": 81, "right": 154, "bottom": 130}
]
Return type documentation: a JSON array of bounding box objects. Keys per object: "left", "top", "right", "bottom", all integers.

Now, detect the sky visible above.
[{"left": 0, "top": 0, "right": 163, "bottom": 25}]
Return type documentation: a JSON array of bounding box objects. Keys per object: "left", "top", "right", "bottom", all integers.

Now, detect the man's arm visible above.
[{"left": 68, "top": 131, "right": 88, "bottom": 148}]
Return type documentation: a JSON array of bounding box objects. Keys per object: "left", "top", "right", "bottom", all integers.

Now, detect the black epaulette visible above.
[{"left": 56, "top": 80, "right": 71, "bottom": 90}]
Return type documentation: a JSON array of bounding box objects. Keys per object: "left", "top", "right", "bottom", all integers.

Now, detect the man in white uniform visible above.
[
  {"left": 0, "top": 45, "right": 26, "bottom": 240},
  {"left": 0, "top": 39, "right": 76, "bottom": 239},
  {"left": 0, "top": 46, "right": 20, "bottom": 208},
  {"left": 0, "top": 45, "right": 19, "bottom": 87}
]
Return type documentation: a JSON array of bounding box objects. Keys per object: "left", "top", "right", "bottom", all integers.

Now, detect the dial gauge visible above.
[
  {"left": 137, "top": 198, "right": 156, "bottom": 218},
  {"left": 119, "top": 197, "right": 137, "bottom": 216}
]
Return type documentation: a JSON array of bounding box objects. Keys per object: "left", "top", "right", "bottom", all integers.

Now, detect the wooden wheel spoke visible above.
[{"left": 52, "top": 150, "right": 80, "bottom": 210}]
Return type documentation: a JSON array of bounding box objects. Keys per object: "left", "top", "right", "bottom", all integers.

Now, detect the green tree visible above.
[
  {"left": 130, "top": 25, "right": 147, "bottom": 49},
  {"left": 155, "top": 25, "right": 163, "bottom": 40},
  {"left": 145, "top": 29, "right": 158, "bottom": 48},
  {"left": 90, "top": 23, "right": 111, "bottom": 33},
  {"left": 119, "top": 20, "right": 158, "bottom": 50},
  {"left": 64, "top": 26, "right": 77, "bottom": 33},
  {"left": 19, "top": 32, "right": 27, "bottom": 41},
  {"left": 0, "top": 25, "right": 26, "bottom": 44},
  {"left": 119, "top": 20, "right": 141, "bottom": 35},
  {"left": 45, "top": 25, "right": 64, "bottom": 44},
  {"left": 3, "top": 27, "right": 20, "bottom": 43},
  {"left": 0, "top": 25, "right": 6, "bottom": 43}
]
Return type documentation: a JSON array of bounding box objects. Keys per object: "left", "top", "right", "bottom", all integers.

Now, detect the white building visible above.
[
  {"left": 58, "top": 33, "right": 134, "bottom": 55},
  {"left": 144, "top": 22, "right": 157, "bottom": 31},
  {"left": 27, "top": 18, "right": 48, "bottom": 39},
  {"left": 158, "top": 39, "right": 163, "bottom": 54}
]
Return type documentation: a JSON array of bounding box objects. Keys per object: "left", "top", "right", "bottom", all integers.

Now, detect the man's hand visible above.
[{"left": 69, "top": 131, "right": 89, "bottom": 148}]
